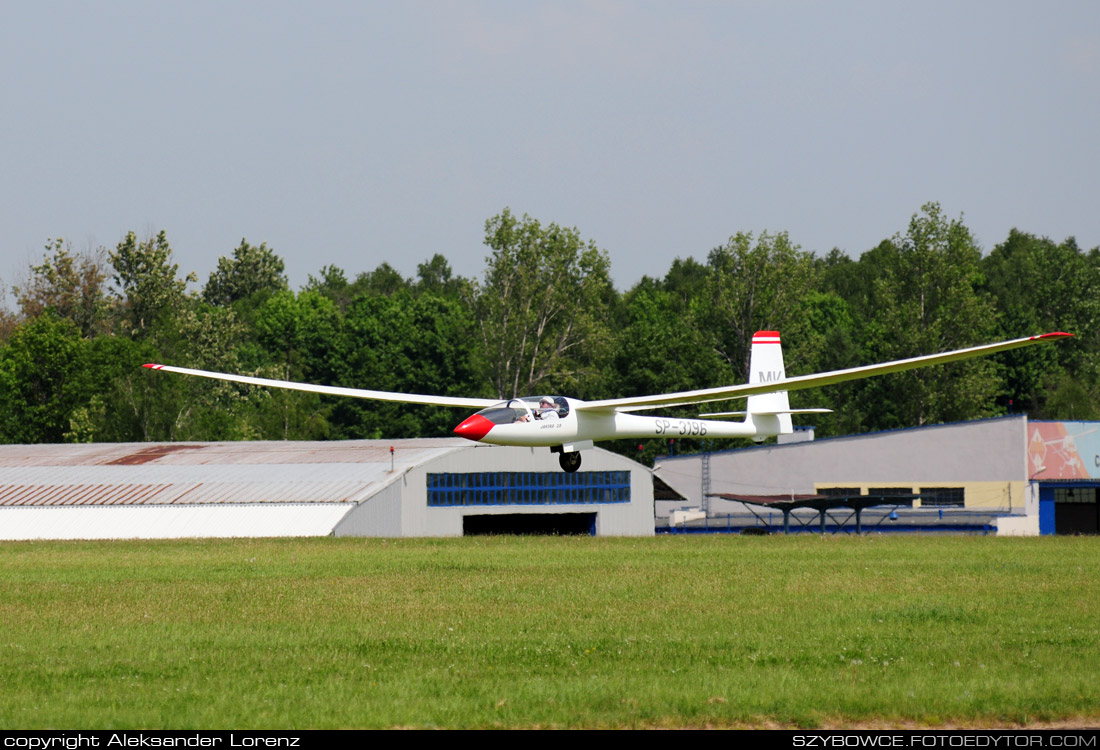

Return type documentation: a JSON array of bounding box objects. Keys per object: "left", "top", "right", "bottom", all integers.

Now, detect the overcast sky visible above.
[{"left": 2, "top": 0, "right": 1097, "bottom": 294}]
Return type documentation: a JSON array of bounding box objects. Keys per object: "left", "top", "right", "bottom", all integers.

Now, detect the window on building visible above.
[
  {"left": 817, "top": 487, "right": 861, "bottom": 497},
  {"left": 919, "top": 487, "right": 965, "bottom": 508},
  {"left": 427, "top": 471, "right": 631, "bottom": 507},
  {"left": 1055, "top": 487, "right": 1097, "bottom": 504},
  {"left": 868, "top": 487, "right": 917, "bottom": 507}
]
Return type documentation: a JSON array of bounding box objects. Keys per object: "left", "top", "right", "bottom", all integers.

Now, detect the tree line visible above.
[{"left": 2, "top": 203, "right": 1097, "bottom": 464}]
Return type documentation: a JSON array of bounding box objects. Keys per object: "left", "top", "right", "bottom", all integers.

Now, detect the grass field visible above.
[{"left": 0, "top": 534, "right": 1098, "bottom": 729}]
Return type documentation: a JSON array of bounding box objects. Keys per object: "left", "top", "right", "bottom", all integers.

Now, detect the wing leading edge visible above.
[
  {"left": 141, "top": 364, "right": 500, "bottom": 410},
  {"left": 576, "top": 332, "right": 1072, "bottom": 413}
]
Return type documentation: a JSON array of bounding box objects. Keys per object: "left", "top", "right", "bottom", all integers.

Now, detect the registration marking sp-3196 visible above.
[{"left": 654, "top": 419, "right": 708, "bottom": 436}]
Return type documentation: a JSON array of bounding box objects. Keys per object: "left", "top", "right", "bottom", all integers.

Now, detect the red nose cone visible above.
[{"left": 454, "top": 414, "right": 494, "bottom": 442}]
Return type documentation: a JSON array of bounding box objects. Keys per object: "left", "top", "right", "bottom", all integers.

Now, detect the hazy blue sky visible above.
[{"left": 2, "top": 1, "right": 1097, "bottom": 293}]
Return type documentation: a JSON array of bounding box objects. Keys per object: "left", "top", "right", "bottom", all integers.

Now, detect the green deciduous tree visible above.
[
  {"left": 202, "top": 239, "right": 288, "bottom": 307},
  {"left": 233, "top": 289, "right": 341, "bottom": 439},
  {"left": 700, "top": 230, "right": 820, "bottom": 382},
  {"left": 100, "top": 302, "right": 249, "bottom": 442},
  {"left": 0, "top": 312, "right": 89, "bottom": 443},
  {"left": 254, "top": 290, "right": 341, "bottom": 379},
  {"left": 981, "top": 229, "right": 1100, "bottom": 418},
  {"left": 475, "top": 208, "right": 614, "bottom": 399},
  {"left": 304, "top": 265, "right": 354, "bottom": 313},
  {"left": 357, "top": 263, "right": 410, "bottom": 298},
  {"left": 109, "top": 231, "right": 196, "bottom": 337},
  {"left": 610, "top": 282, "right": 731, "bottom": 398},
  {"left": 14, "top": 238, "right": 110, "bottom": 337},
  {"left": 415, "top": 254, "right": 467, "bottom": 299},
  {"left": 860, "top": 203, "right": 1000, "bottom": 428},
  {"left": 330, "top": 291, "right": 485, "bottom": 438}
]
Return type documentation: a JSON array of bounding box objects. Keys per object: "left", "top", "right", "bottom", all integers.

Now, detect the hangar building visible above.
[
  {"left": 655, "top": 415, "right": 1100, "bottom": 536},
  {"left": 0, "top": 439, "right": 654, "bottom": 540}
]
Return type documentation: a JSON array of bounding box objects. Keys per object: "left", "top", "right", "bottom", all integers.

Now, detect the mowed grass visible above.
[{"left": 0, "top": 535, "right": 1098, "bottom": 728}]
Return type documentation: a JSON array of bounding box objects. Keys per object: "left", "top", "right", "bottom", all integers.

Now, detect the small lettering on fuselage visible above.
[{"left": 654, "top": 419, "right": 708, "bottom": 436}]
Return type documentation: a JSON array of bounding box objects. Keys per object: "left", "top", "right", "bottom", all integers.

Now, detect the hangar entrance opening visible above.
[
  {"left": 1039, "top": 484, "right": 1100, "bottom": 535},
  {"left": 1054, "top": 487, "right": 1100, "bottom": 535},
  {"left": 463, "top": 512, "right": 596, "bottom": 536}
]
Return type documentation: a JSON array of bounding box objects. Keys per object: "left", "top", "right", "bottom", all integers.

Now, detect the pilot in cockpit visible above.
[{"left": 538, "top": 397, "right": 559, "bottom": 420}]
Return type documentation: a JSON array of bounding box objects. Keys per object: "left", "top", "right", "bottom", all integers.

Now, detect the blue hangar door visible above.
[{"left": 1039, "top": 484, "right": 1100, "bottom": 535}]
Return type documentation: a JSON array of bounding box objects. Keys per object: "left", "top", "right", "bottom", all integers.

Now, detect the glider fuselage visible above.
[{"left": 453, "top": 397, "right": 767, "bottom": 447}]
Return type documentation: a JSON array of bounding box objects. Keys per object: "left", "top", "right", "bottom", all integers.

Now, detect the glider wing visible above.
[
  {"left": 576, "top": 332, "right": 1072, "bottom": 413},
  {"left": 142, "top": 364, "right": 500, "bottom": 410}
]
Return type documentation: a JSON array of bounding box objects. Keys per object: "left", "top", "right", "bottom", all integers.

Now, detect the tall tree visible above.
[
  {"left": 331, "top": 290, "right": 485, "bottom": 438},
  {"left": 662, "top": 257, "right": 710, "bottom": 310},
  {"left": 415, "top": 254, "right": 466, "bottom": 298},
  {"left": 104, "top": 230, "right": 258, "bottom": 440},
  {"left": 304, "top": 265, "right": 354, "bottom": 313},
  {"left": 202, "top": 239, "right": 288, "bottom": 307},
  {"left": 109, "top": 230, "right": 196, "bottom": 337},
  {"left": 860, "top": 203, "right": 1000, "bottom": 427},
  {"left": 700, "top": 230, "right": 820, "bottom": 382},
  {"left": 239, "top": 289, "right": 341, "bottom": 440},
  {"left": 253, "top": 289, "right": 342, "bottom": 380},
  {"left": 475, "top": 208, "right": 614, "bottom": 399},
  {"left": 610, "top": 282, "right": 731, "bottom": 398},
  {"left": 109, "top": 300, "right": 249, "bottom": 442},
  {"left": 0, "top": 313, "right": 89, "bottom": 443},
  {"left": 13, "top": 238, "right": 110, "bottom": 338},
  {"left": 355, "top": 262, "right": 410, "bottom": 298},
  {"left": 982, "top": 230, "right": 1100, "bottom": 418},
  {"left": 0, "top": 281, "right": 15, "bottom": 342}
]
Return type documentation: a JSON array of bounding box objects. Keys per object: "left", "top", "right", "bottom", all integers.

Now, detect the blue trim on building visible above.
[
  {"left": 1039, "top": 487, "right": 1056, "bottom": 536},
  {"left": 657, "top": 524, "right": 995, "bottom": 536}
]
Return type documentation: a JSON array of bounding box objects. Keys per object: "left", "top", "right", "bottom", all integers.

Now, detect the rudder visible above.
[{"left": 746, "top": 330, "right": 793, "bottom": 435}]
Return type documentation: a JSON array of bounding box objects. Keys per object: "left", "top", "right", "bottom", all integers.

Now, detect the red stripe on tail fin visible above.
[{"left": 752, "top": 330, "right": 781, "bottom": 344}]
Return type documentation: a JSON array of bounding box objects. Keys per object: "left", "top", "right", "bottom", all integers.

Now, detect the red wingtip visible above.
[
  {"left": 1036, "top": 332, "right": 1074, "bottom": 339},
  {"left": 142, "top": 363, "right": 161, "bottom": 369}
]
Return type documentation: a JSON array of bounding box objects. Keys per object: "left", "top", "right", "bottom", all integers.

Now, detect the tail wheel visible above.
[{"left": 559, "top": 451, "right": 582, "bottom": 473}]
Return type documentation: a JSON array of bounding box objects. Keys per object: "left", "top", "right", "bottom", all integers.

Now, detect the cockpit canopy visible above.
[{"left": 475, "top": 396, "right": 570, "bottom": 425}]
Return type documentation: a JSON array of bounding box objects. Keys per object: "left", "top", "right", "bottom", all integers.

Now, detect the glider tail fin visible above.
[{"left": 746, "top": 330, "right": 793, "bottom": 436}]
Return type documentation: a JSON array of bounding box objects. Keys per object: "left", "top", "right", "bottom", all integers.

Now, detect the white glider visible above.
[{"left": 145, "top": 331, "right": 1070, "bottom": 472}]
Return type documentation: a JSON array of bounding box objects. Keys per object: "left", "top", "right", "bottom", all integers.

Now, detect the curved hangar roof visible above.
[
  {"left": 0, "top": 439, "right": 463, "bottom": 507},
  {"left": 0, "top": 440, "right": 653, "bottom": 540}
]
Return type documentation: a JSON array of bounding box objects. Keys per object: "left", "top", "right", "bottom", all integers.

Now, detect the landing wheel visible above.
[{"left": 559, "top": 451, "right": 582, "bottom": 473}]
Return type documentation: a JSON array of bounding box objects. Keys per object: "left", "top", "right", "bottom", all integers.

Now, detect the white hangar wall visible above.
[
  {"left": 0, "top": 504, "right": 353, "bottom": 540},
  {"left": 656, "top": 416, "right": 1030, "bottom": 513}
]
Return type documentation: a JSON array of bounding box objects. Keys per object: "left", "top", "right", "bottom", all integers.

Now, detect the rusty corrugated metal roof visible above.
[
  {"left": 0, "top": 439, "right": 468, "bottom": 506},
  {"left": 0, "top": 438, "right": 461, "bottom": 466}
]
